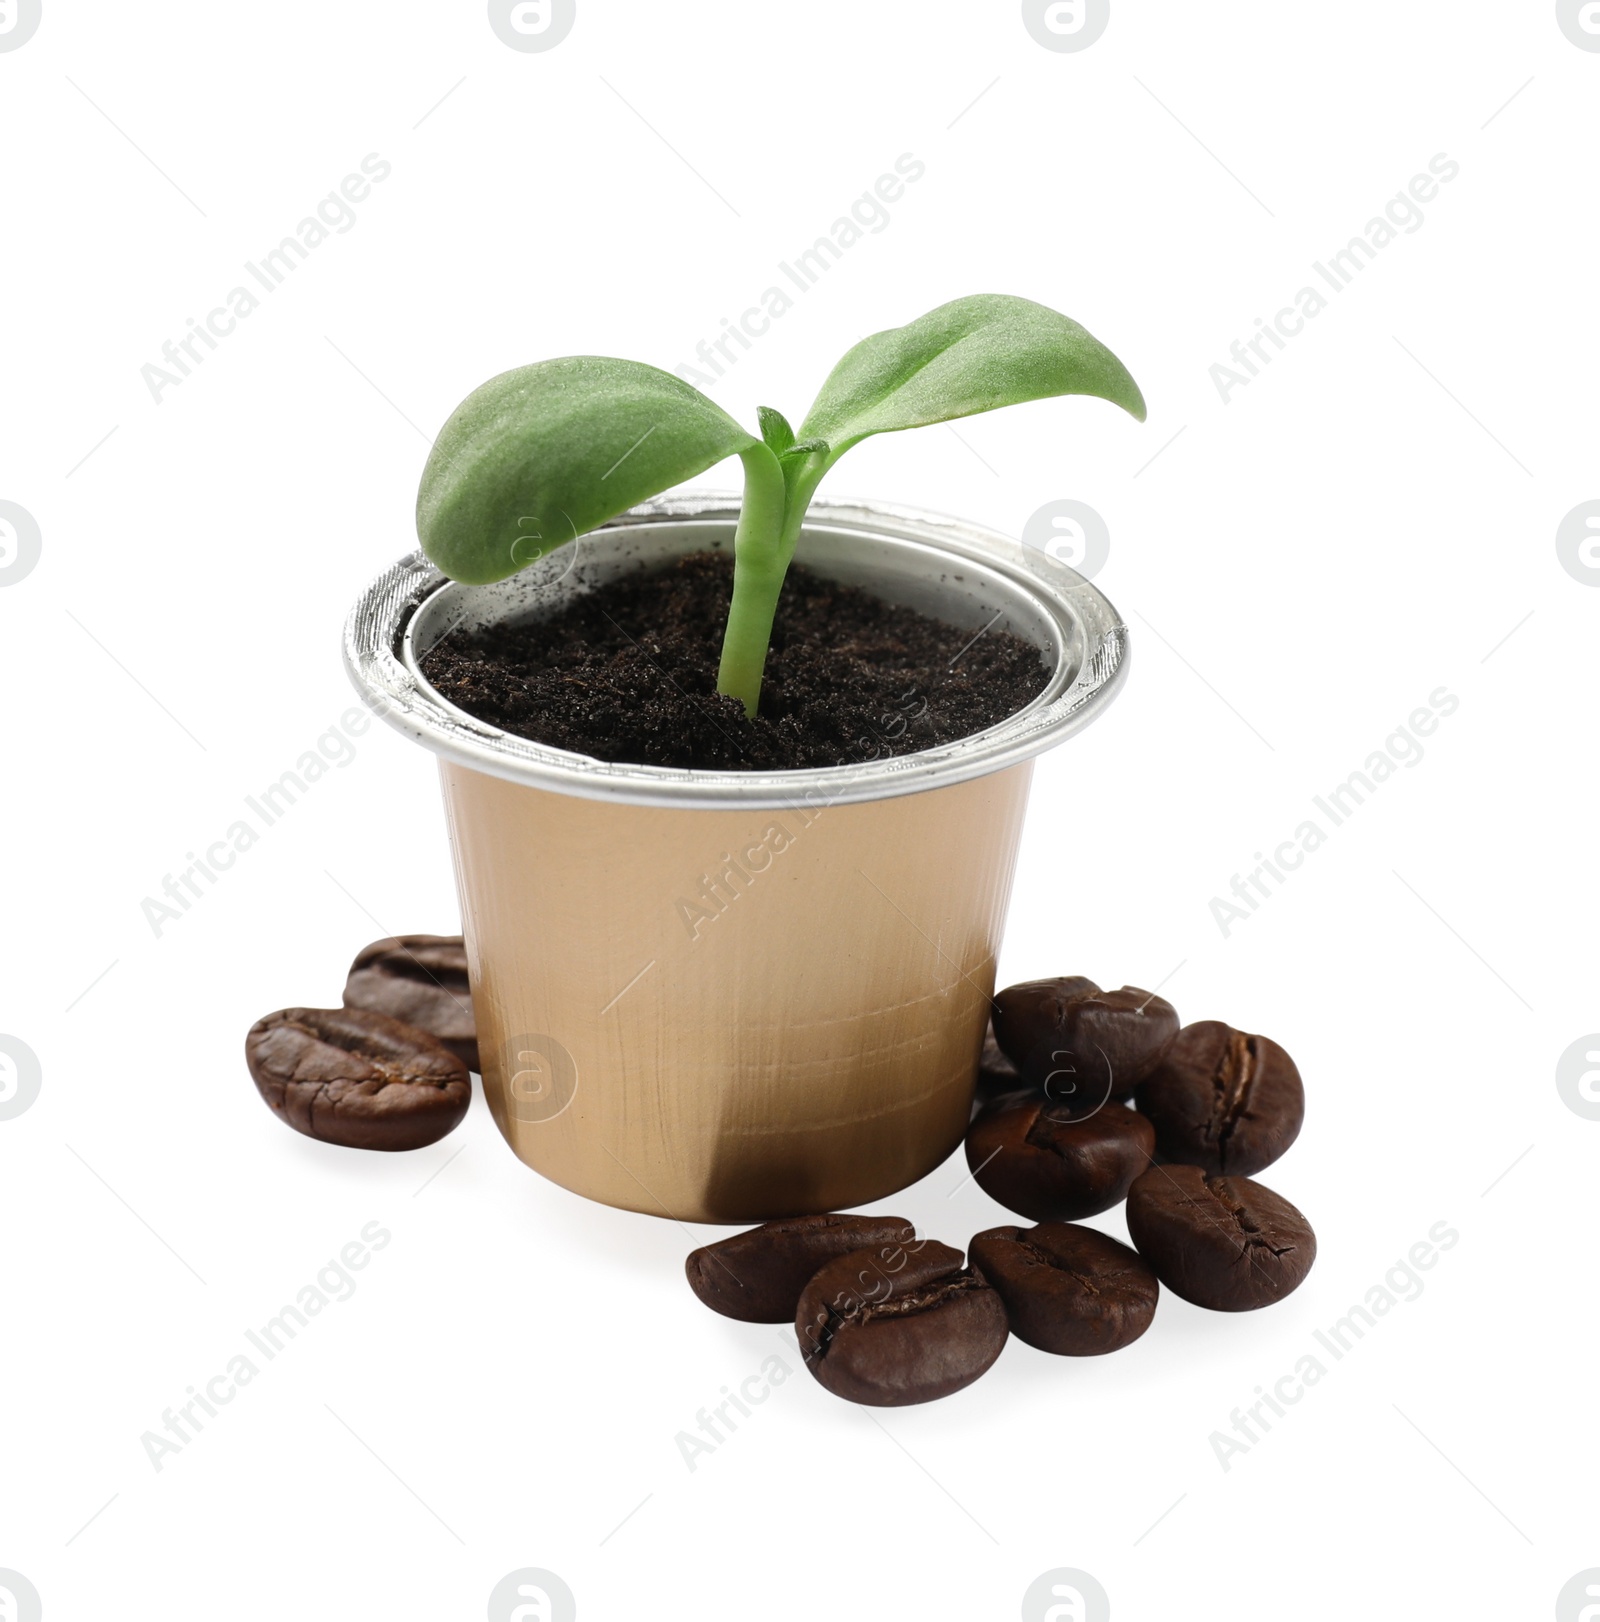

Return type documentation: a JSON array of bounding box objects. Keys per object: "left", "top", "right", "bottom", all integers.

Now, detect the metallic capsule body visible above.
[{"left": 345, "top": 495, "right": 1129, "bottom": 1220}]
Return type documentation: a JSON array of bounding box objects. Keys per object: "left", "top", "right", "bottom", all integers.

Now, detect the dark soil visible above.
[{"left": 421, "top": 552, "right": 1050, "bottom": 772}]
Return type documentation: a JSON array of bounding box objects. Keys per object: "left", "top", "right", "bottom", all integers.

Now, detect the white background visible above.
[{"left": 3, "top": 3, "right": 1597, "bottom": 1618}]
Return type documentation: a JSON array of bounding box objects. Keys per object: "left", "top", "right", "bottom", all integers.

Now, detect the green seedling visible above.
[{"left": 417, "top": 294, "right": 1145, "bottom": 717}]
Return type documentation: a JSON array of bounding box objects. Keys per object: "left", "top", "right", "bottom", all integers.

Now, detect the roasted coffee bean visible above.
[
  {"left": 1125, "top": 1164, "right": 1316, "bottom": 1312},
  {"left": 1135, "top": 1020, "right": 1303, "bottom": 1176},
  {"left": 686, "top": 1213, "right": 915, "bottom": 1323},
  {"left": 990, "top": 977, "right": 1100, "bottom": 1068},
  {"left": 975, "top": 1024, "right": 1023, "bottom": 1106},
  {"left": 966, "top": 1097, "right": 1155, "bottom": 1221},
  {"left": 246, "top": 1006, "right": 471, "bottom": 1151},
  {"left": 994, "top": 980, "right": 1177, "bottom": 1104},
  {"left": 796, "top": 1239, "right": 1008, "bottom": 1406},
  {"left": 969, "top": 1222, "right": 1158, "bottom": 1355},
  {"left": 343, "top": 935, "right": 478, "bottom": 1071}
]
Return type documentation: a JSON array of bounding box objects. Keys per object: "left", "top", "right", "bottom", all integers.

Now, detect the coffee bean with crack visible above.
[
  {"left": 1125, "top": 1164, "right": 1315, "bottom": 1311},
  {"left": 966, "top": 1097, "right": 1155, "bottom": 1221},
  {"left": 1135, "top": 1020, "right": 1303, "bottom": 1176},
  {"left": 795, "top": 1239, "right": 1009, "bottom": 1405},
  {"left": 993, "top": 980, "right": 1178, "bottom": 1104},
  {"left": 969, "top": 1222, "right": 1158, "bottom": 1355},
  {"left": 990, "top": 977, "right": 1100, "bottom": 1069},
  {"left": 685, "top": 1213, "right": 915, "bottom": 1323},
  {"left": 246, "top": 1006, "right": 471, "bottom": 1150},
  {"left": 343, "top": 934, "right": 478, "bottom": 1071}
]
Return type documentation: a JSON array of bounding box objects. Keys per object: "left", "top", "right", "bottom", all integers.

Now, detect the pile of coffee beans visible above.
[
  {"left": 245, "top": 935, "right": 477, "bottom": 1151},
  {"left": 685, "top": 972, "right": 1317, "bottom": 1405},
  {"left": 244, "top": 952, "right": 1317, "bottom": 1403}
]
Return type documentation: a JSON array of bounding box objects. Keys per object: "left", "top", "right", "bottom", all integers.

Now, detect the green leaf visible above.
[
  {"left": 796, "top": 294, "right": 1147, "bottom": 461},
  {"left": 418, "top": 357, "right": 761, "bottom": 585},
  {"left": 757, "top": 405, "right": 795, "bottom": 456}
]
